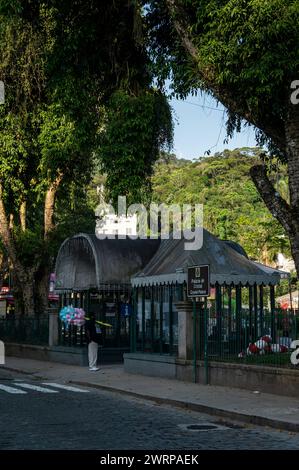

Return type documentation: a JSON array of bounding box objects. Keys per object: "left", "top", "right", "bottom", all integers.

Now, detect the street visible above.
[{"left": 0, "top": 369, "right": 299, "bottom": 450}]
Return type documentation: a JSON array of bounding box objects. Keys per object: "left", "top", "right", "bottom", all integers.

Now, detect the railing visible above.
[
  {"left": 197, "top": 307, "right": 299, "bottom": 369},
  {"left": 57, "top": 317, "right": 130, "bottom": 348},
  {"left": 0, "top": 315, "right": 49, "bottom": 345},
  {"left": 58, "top": 318, "right": 86, "bottom": 347}
]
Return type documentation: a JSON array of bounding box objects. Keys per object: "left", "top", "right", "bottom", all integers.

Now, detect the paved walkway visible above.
[{"left": 2, "top": 356, "right": 299, "bottom": 432}]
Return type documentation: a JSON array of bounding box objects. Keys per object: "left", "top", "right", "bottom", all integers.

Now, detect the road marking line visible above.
[
  {"left": 0, "top": 383, "right": 27, "bottom": 394},
  {"left": 41, "top": 383, "right": 89, "bottom": 393},
  {"left": 16, "top": 383, "right": 59, "bottom": 393}
]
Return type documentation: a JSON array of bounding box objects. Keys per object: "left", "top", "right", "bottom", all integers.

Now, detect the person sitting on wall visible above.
[{"left": 85, "top": 312, "right": 103, "bottom": 371}]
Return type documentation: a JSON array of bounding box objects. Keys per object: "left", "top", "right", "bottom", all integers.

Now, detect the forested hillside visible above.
[{"left": 151, "top": 148, "right": 290, "bottom": 264}]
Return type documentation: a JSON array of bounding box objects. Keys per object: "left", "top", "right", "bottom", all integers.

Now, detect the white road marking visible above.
[
  {"left": 16, "top": 383, "right": 59, "bottom": 393},
  {"left": 0, "top": 383, "right": 27, "bottom": 394},
  {"left": 41, "top": 383, "right": 89, "bottom": 393}
]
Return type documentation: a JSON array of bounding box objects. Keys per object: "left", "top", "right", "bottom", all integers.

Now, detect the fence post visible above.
[
  {"left": 270, "top": 285, "right": 276, "bottom": 342},
  {"left": 193, "top": 299, "right": 197, "bottom": 383},
  {"left": 203, "top": 297, "right": 209, "bottom": 385},
  {"left": 48, "top": 308, "right": 59, "bottom": 347},
  {"left": 174, "top": 300, "right": 194, "bottom": 361}
]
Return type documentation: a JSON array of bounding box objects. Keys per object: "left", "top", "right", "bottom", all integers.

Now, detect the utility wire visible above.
[{"left": 171, "top": 98, "right": 226, "bottom": 113}]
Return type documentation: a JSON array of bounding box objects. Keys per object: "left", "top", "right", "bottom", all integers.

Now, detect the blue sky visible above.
[{"left": 170, "top": 92, "right": 257, "bottom": 160}]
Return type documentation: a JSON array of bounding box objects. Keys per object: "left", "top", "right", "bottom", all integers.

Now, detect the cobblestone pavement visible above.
[{"left": 0, "top": 370, "right": 299, "bottom": 450}]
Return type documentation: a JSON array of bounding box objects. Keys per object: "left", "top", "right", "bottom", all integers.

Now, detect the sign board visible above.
[
  {"left": 187, "top": 265, "right": 210, "bottom": 298},
  {"left": 120, "top": 303, "right": 132, "bottom": 317}
]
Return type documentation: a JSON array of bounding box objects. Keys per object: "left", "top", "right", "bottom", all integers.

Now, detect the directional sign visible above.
[{"left": 187, "top": 265, "right": 210, "bottom": 297}]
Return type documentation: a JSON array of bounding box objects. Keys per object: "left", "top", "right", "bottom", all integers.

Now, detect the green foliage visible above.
[
  {"left": 51, "top": 183, "right": 96, "bottom": 256},
  {"left": 152, "top": 148, "right": 291, "bottom": 262},
  {"left": 99, "top": 89, "right": 173, "bottom": 206},
  {"left": 0, "top": 1, "right": 170, "bottom": 276},
  {"left": 145, "top": 0, "right": 299, "bottom": 156},
  {"left": 13, "top": 227, "right": 45, "bottom": 268}
]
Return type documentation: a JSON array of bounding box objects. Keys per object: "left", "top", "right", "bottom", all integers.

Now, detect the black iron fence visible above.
[
  {"left": 195, "top": 305, "right": 299, "bottom": 369},
  {"left": 0, "top": 315, "right": 49, "bottom": 345},
  {"left": 57, "top": 317, "right": 130, "bottom": 348},
  {"left": 58, "top": 318, "right": 85, "bottom": 347}
]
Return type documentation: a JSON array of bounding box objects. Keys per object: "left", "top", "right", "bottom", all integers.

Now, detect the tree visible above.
[
  {"left": 144, "top": 0, "right": 299, "bottom": 274},
  {"left": 99, "top": 89, "right": 173, "bottom": 206},
  {"left": 0, "top": 0, "right": 171, "bottom": 315}
]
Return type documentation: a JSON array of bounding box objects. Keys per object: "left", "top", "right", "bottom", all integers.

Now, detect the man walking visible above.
[{"left": 85, "top": 312, "right": 103, "bottom": 371}]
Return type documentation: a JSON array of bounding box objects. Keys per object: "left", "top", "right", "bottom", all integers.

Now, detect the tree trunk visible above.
[
  {"left": 0, "top": 185, "right": 19, "bottom": 269},
  {"left": 20, "top": 200, "right": 26, "bottom": 231},
  {"left": 250, "top": 102, "right": 299, "bottom": 276},
  {"left": 22, "top": 278, "right": 35, "bottom": 316},
  {"left": 0, "top": 185, "right": 39, "bottom": 315},
  {"left": 11, "top": 274, "right": 24, "bottom": 316},
  {"left": 0, "top": 173, "right": 62, "bottom": 316},
  {"left": 289, "top": 233, "right": 299, "bottom": 278},
  {"left": 285, "top": 101, "right": 299, "bottom": 275},
  {"left": 0, "top": 252, "right": 8, "bottom": 291},
  {"left": 35, "top": 264, "right": 50, "bottom": 315},
  {"left": 36, "top": 174, "right": 63, "bottom": 314},
  {"left": 44, "top": 173, "right": 62, "bottom": 239}
]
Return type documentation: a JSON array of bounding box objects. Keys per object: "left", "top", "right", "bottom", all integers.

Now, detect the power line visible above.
[
  {"left": 171, "top": 98, "right": 226, "bottom": 113},
  {"left": 204, "top": 110, "right": 226, "bottom": 155}
]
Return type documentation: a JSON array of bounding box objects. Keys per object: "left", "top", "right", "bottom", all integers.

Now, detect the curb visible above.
[
  {"left": 0, "top": 365, "right": 36, "bottom": 375},
  {"left": 70, "top": 380, "right": 299, "bottom": 433}
]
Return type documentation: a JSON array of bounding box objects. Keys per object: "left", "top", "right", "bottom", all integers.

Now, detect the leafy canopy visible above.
[
  {"left": 144, "top": 0, "right": 299, "bottom": 156},
  {"left": 0, "top": 0, "right": 173, "bottom": 268}
]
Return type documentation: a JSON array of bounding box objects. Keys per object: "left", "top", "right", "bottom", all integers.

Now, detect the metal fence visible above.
[
  {"left": 0, "top": 316, "right": 49, "bottom": 345},
  {"left": 58, "top": 319, "right": 85, "bottom": 347},
  {"left": 195, "top": 304, "right": 299, "bottom": 369},
  {"left": 57, "top": 317, "right": 130, "bottom": 348}
]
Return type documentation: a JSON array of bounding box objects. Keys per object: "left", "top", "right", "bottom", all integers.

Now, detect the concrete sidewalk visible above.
[{"left": 1, "top": 356, "right": 299, "bottom": 432}]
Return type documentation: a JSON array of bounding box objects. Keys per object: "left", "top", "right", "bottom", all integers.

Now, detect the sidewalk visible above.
[{"left": 2, "top": 356, "right": 299, "bottom": 432}]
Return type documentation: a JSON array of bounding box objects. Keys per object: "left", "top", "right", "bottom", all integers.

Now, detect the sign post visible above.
[{"left": 187, "top": 265, "right": 210, "bottom": 384}]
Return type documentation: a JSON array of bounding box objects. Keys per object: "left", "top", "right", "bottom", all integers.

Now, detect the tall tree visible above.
[
  {"left": 144, "top": 0, "right": 299, "bottom": 273},
  {"left": 0, "top": 0, "right": 171, "bottom": 314}
]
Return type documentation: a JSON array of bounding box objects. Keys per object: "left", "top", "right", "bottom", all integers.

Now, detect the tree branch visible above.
[
  {"left": 165, "top": 0, "right": 286, "bottom": 151},
  {"left": 250, "top": 164, "right": 294, "bottom": 235}
]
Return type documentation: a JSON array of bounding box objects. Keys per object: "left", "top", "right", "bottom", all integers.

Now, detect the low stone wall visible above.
[
  {"left": 124, "top": 353, "right": 177, "bottom": 379},
  {"left": 124, "top": 353, "right": 299, "bottom": 397},
  {"left": 5, "top": 343, "right": 129, "bottom": 366},
  {"left": 5, "top": 343, "right": 87, "bottom": 366},
  {"left": 197, "top": 360, "right": 299, "bottom": 398}
]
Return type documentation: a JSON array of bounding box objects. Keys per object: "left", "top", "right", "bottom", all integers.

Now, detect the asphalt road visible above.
[{"left": 0, "top": 369, "right": 299, "bottom": 450}]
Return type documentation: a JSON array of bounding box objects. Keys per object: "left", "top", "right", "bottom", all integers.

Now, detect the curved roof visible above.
[
  {"left": 131, "top": 229, "right": 284, "bottom": 287},
  {"left": 55, "top": 233, "right": 160, "bottom": 291}
]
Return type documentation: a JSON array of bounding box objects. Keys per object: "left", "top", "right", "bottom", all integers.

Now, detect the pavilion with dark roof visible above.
[
  {"left": 124, "top": 229, "right": 289, "bottom": 381},
  {"left": 55, "top": 229, "right": 289, "bottom": 382},
  {"left": 55, "top": 233, "right": 160, "bottom": 348}
]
